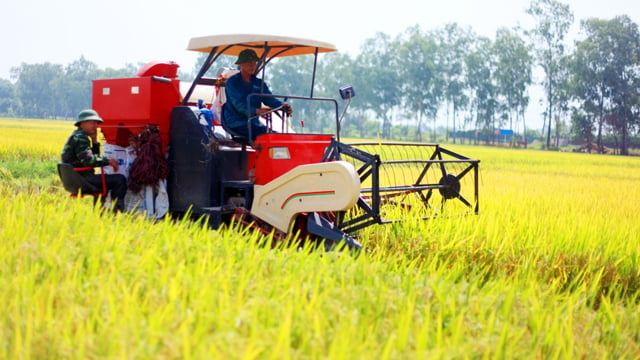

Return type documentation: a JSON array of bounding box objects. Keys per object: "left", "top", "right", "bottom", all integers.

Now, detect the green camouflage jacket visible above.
[{"left": 61, "top": 128, "right": 110, "bottom": 177}]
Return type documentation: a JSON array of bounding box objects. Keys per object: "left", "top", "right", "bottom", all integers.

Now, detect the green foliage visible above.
[
  {"left": 7, "top": 58, "right": 140, "bottom": 119},
  {"left": 351, "top": 33, "right": 404, "bottom": 139},
  {"left": 493, "top": 28, "right": 533, "bottom": 131},
  {"left": 569, "top": 15, "right": 640, "bottom": 155},
  {"left": 527, "top": 0, "right": 575, "bottom": 149},
  {"left": 0, "top": 79, "right": 17, "bottom": 116}
]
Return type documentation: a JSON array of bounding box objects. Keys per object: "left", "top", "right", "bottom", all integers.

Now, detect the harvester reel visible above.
[
  {"left": 438, "top": 173, "right": 461, "bottom": 200},
  {"left": 325, "top": 140, "right": 480, "bottom": 235}
]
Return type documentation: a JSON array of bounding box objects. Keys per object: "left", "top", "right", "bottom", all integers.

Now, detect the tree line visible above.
[
  {"left": 0, "top": 58, "right": 144, "bottom": 120},
  {"left": 1, "top": 0, "right": 639, "bottom": 155}
]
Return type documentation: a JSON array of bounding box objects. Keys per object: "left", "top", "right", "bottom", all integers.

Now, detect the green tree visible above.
[
  {"left": 603, "top": 16, "right": 640, "bottom": 155},
  {"left": 53, "top": 56, "right": 100, "bottom": 117},
  {"left": 570, "top": 108, "right": 595, "bottom": 151},
  {"left": 354, "top": 33, "right": 402, "bottom": 139},
  {"left": 398, "top": 25, "right": 442, "bottom": 141},
  {"left": 526, "top": 0, "right": 574, "bottom": 149},
  {"left": 97, "top": 64, "right": 141, "bottom": 79},
  {"left": 192, "top": 52, "right": 235, "bottom": 80},
  {"left": 435, "top": 23, "right": 472, "bottom": 143},
  {"left": 493, "top": 27, "right": 533, "bottom": 147},
  {"left": 268, "top": 56, "right": 323, "bottom": 132},
  {"left": 572, "top": 16, "right": 640, "bottom": 155},
  {"left": 0, "top": 79, "right": 17, "bottom": 115},
  {"left": 570, "top": 22, "right": 610, "bottom": 153},
  {"left": 465, "top": 36, "right": 498, "bottom": 144},
  {"left": 316, "top": 53, "right": 365, "bottom": 137},
  {"left": 10, "top": 62, "right": 63, "bottom": 118},
  {"left": 552, "top": 55, "right": 574, "bottom": 148}
]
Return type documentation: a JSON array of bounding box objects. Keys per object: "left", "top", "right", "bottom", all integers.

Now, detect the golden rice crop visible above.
[
  {"left": 0, "top": 119, "right": 72, "bottom": 159},
  {"left": 1, "top": 118, "right": 639, "bottom": 359}
]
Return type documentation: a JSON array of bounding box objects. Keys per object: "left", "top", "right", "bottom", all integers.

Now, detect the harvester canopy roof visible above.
[
  {"left": 187, "top": 34, "right": 337, "bottom": 59},
  {"left": 181, "top": 34, "right": 336, "bottom": 104}
]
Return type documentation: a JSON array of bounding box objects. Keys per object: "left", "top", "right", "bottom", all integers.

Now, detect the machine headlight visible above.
[{"left": 269, "top": 147, "right": 290, "bottom": 159}]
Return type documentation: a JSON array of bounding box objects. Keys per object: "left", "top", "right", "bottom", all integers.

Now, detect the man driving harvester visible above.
[{"left": 222, "top": 49, "right": 292, "bottom": 141}]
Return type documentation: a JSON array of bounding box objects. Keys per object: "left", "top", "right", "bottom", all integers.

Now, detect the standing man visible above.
[
  {"left": 222, "top": 49, "right": 292, "bottom": 140},
  {"left": 61, "top": 109, "right": 127, "bottom": 211}
]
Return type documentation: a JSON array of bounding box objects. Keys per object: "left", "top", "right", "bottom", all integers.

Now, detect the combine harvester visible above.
[{"left": 92, "top": 34, "right": 480, "bottom": 250}]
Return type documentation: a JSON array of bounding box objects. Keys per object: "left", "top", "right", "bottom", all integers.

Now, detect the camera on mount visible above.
[{"left": 339, "top": 85, "right": 355, "bottom": 100}]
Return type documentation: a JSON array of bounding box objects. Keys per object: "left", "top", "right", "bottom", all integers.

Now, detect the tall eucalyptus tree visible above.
[
  {"left": 526, "top": 0, "right": 574, "bottom": 149},
  {"left": 435, "top": 23, "right": 472, "bottom": 143},
  {"left": 465, "top": 36, "right": 498, "bottom": 144},
  {"left": 398, "top": 25, "right": 442, "bottom": 141},
  {"left": 493, "top": 27, "right": 533, "bottom": 147},
  {"left": 355, "top": 33, "right": 402, "bottom": 139}
]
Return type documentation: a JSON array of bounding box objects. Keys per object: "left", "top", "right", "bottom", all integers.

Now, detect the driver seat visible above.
[{"left": 220, "top": 103, "right": 250, "bottom": 147}]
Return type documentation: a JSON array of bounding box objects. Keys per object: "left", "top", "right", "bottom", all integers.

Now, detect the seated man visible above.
[
  {"left": 222, "top": 49, "right": 292, "bottom": 141},
  {"left": 61, "top": 109, "right": 127, "bottom": 212}
]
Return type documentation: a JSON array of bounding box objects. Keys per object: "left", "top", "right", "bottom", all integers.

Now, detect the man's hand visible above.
[
  {"left": 282, "top": 103, "right": 293, "bottom": 116},
  {"left": 108, "top": 158, "right": 119, "bottom": 172}
]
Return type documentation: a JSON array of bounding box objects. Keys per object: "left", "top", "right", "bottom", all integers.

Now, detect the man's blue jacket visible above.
[{"left": 222, "top": 72, "right": 283, "bottom": 134}]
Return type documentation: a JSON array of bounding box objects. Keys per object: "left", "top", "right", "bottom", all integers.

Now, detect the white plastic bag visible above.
[
  {"left": 103, "top": 143, "right": 136, "bottom": 178},
  {"left": 124, "top": 179, "right": 168, "bottom": 219}
]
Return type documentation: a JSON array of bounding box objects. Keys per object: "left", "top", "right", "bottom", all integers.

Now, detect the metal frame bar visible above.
[
  {"left": 324, "top": 140, "right": 480, "bottom": 235},
  {"left": 245, "top": 94, "right": 339, "bottom": 145}
]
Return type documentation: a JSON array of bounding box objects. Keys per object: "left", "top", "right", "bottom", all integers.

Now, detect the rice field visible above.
[{"left": 1, "top": 117, "right": 639, "bottom": 359}]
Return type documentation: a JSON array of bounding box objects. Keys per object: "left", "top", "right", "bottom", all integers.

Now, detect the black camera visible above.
[{"left": 339, "top": 85, "right": 356, "bottom": 100}]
